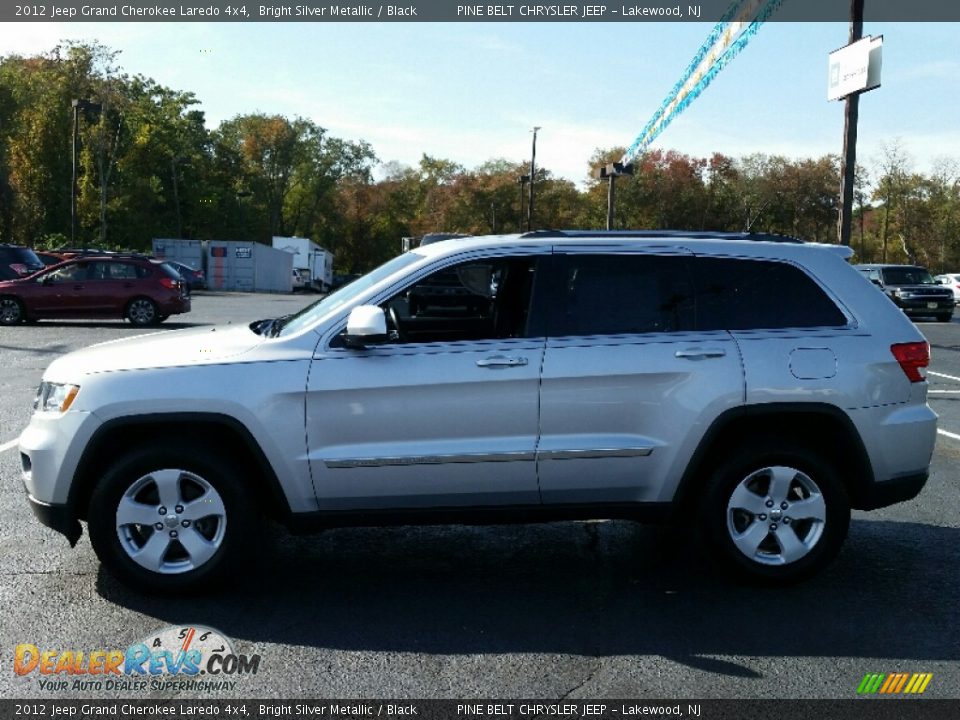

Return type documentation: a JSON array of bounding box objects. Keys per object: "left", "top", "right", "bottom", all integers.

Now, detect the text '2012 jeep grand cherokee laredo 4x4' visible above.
[{"left": 20, "top": 231, "right": 937, "bottom": 592}]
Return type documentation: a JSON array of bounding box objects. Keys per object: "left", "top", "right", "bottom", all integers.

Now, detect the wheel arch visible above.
[
  {"left": 70, "top": 413, "right": 291, "bottom": 523},
  {"left": 673, "top": 403, "right": 876, "bottom": 513}
]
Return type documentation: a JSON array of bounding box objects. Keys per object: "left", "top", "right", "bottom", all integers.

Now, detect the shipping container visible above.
[
  {"left": 152, "top": 238, "right": 205, "bottom": 272},
  {"left": 206, "top": 241, "right": 293, "bottom": 293}
]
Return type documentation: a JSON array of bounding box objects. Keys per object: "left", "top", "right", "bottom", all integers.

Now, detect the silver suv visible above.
[{"left": 19, "top": 231, "right": 937, "bottom": 592}]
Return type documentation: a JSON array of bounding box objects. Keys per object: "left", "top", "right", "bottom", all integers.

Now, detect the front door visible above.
[{"left": 306, "top": 254, "right": 548, "bottom": 510}]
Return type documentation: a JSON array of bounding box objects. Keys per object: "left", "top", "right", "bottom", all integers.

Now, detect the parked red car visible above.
[{"left": 0, "top": 255, "right": 191, "bottom": 326}]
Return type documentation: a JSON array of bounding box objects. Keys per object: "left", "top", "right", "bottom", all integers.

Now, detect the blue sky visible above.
[{"left": 3, "top": 21, "right": 958, "bottom": 186}]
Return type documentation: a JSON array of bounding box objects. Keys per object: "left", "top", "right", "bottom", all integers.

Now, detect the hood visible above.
[{"left": 44, "top": 324, "right": 265, "bottom": 380}]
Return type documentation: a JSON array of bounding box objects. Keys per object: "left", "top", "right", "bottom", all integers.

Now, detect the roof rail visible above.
[{"left": 518, "top": 229, "right": 805, "bottom": 244}]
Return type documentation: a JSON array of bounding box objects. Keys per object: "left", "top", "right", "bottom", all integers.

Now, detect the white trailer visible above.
[{"left": 271, "top": 236, "right": 333, "bottom": 292}]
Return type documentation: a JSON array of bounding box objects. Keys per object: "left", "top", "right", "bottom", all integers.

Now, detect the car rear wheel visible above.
[
  {"left": 0, "top": 296, "right": 25, "bottom": 325},
  {"left": 88, "top": 445, "right": 252, "bottom": 593},
  {"left": 700, "top": 443, "right": 849, "bottom": 584},
  {"left": 126, "top": 297, "right": 159, "bottom": 326}
]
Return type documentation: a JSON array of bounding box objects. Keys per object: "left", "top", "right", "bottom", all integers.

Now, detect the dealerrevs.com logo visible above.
[{"left": 13, "top": 625, "right": 260, "bottom": 693}]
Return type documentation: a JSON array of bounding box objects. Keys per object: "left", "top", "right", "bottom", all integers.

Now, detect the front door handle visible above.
[
  {"left": 675, "top": 348, "right": 727, "bottom": 360},
  {"left": 476, "top": 356, "right": 528, "bottom": 368}
]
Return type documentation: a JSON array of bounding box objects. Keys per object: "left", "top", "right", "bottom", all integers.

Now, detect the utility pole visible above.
[
  {"left": 71, "top": 98, "right": 101, "bottom": 249},
  {"left": 838, "top": 0, "right": 864, "bottom": 246},
  {"left": 517, "top": 174, "right": 529, "bottom": 232},
  {"left": 527, "top": 127, "right": 540, "bottom": 231}
]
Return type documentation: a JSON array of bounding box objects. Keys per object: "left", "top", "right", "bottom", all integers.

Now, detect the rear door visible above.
[{"left": 536, "top": 248, "right": 745, "bottom": 504}]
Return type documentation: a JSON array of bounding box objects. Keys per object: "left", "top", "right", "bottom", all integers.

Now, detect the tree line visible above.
[{"left": 2, "top": 42, "right": 959, "bottom": 273}]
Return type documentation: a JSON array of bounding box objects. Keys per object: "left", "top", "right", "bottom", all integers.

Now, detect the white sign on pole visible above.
[{"left": 828, "top": 35, "right": 883, "bottom": 101}]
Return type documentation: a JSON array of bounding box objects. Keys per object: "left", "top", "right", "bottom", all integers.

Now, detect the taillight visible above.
[
  {"left": 891, "top": 342, "right": 930, "bottom": 383},
  {"left": 159, "top": 277, "right": 177, "bottom": 290}
]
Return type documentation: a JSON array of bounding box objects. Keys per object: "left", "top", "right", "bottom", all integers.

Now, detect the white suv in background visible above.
[{"left": 19, "top": 231, "right": 937, "bottom": 592}]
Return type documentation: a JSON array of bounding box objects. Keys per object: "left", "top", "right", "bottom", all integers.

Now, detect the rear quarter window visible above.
[{"left": 692, "top": 257, "right": 847, "bottom": 331}]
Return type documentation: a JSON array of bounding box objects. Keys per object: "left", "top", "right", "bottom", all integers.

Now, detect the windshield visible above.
[
  {"left": 883, "top": 267, "right": 937, "bottom": 285},
  {"left": 277, "top": 252, "right": 423, "bottom": 337}
]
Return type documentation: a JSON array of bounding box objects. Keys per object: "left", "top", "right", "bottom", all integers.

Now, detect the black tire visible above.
[
  {"left": 0, "top": 296, "right": 25, "bottom": 325},
  {"left": 936, "top": 313, "right": 952, "bottom": 323},
  {"left": 126, "top": 297, "right": 159, "bottom": 326},
  {"left": 699, "top": 442, "right": 849, "bottom": 585},
  {"left": 87, "top": 445, "right": 253, "bottom": 594}
]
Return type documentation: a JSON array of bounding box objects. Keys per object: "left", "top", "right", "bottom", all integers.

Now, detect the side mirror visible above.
[
  {"left": 343, "top": 305, "right": 388, "bottom": 349},
  {"left": 870, "top": 278, "right": 882, "bottom": 287}
]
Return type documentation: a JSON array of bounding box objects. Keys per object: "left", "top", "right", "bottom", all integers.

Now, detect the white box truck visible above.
[{"left": 271, "top": 236, "right": 333, "bottom": 292}]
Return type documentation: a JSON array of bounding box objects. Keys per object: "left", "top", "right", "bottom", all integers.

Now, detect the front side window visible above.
[
  {"left": 42, "top": 262, "right": 88, "bottom": 284},
  {"left": 379, "top": 256, "right": 542, "bottom": 344}
]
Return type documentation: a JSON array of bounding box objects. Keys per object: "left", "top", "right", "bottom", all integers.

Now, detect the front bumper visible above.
[
  {"left": 26, "top": 493, "right": 81, "bottom": 546},
  {"left": 894, "top": 297, "right": 953, "bottom": 316}
]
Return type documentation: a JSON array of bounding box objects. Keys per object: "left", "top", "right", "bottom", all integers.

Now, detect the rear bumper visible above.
[
  {"left": 26, "top": 493, "right": 81, "bottom": 546},
  {"left": 856, "top": 472, "right": 928, "bottom": 510},
  {"left": 160, "top": 295, "right": 191, "bottom": 315}
]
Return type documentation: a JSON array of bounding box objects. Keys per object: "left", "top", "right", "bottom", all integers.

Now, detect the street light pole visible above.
[
  {"left": 527, "top": 127, "right": 540, "bottom": 231},
  {"left": 595, "top": 162, "right": 634, "bottom": 230}
]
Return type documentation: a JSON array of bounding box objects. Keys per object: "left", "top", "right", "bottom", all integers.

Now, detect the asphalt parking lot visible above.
[{"left": 1, "top": 293, "right": 958, "bottom": 700}]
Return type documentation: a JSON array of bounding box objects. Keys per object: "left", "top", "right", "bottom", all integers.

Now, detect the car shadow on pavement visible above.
[{"left": 96, "top": 518, "right": 959, "bottom": 672}]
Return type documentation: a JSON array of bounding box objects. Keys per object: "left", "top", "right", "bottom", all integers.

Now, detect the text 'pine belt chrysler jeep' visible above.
[{"left": 20, "top": 231, "right": 937, "bottom": 592}]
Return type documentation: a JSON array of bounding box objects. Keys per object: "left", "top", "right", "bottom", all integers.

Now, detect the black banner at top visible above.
[{"left": 3, "top": 0, "right": 960, "bottom": 23}]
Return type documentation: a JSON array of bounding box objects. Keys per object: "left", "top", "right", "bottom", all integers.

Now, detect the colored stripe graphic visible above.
[
  {"left": 857, "top": 673, "right": 932, "bottom": 694},
  {"left": 622, "top": 0, "right": 786, "bottom": 163}
]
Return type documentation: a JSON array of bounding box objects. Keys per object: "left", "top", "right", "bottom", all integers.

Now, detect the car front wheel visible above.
[
  {"left": 701, "top": 443, "right": 849, "bottom": 584},
  {"left": 88, "top": 446, "right": 252, "bottom": 593},
  {"left": 0, "top": 296, "right": 25, "bottom": 325}
]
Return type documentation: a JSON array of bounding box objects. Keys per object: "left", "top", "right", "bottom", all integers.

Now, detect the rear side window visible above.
[
  {"left": 692, "top": 257, "right": 847, "bottom": 331},
  {"left": 552, "top": 254, "right": 695, "bottom": 336}
]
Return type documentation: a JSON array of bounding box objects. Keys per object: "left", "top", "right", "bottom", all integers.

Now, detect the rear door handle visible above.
[
  {"left": 476, "top": 356, "right": 528, "bottom": 368},
  {"left": 675, "top": 348, "right": 727, "bottom": 359}
]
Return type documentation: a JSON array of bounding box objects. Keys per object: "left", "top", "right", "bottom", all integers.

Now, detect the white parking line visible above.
[
  {"left": 0, "top": 439, "right": 18, "bottom": 454},
  {"left": 928, "top": 373, "right": 960, "bottom": 440},
  {"left": 929, "top": 370, "right": 960, "bottom": 383}
]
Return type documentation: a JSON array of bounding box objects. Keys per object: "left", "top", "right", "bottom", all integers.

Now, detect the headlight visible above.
[{"left": 33, "top": 382, "right": 80, "bottom": 413}]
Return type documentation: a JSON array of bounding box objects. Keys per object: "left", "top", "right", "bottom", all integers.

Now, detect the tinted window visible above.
[
  {"left": 552, "top": 254, "right": 695, "bottom": 336},
  {"left": 692, "top": 257, "right": 846, "bottom": 331}
]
